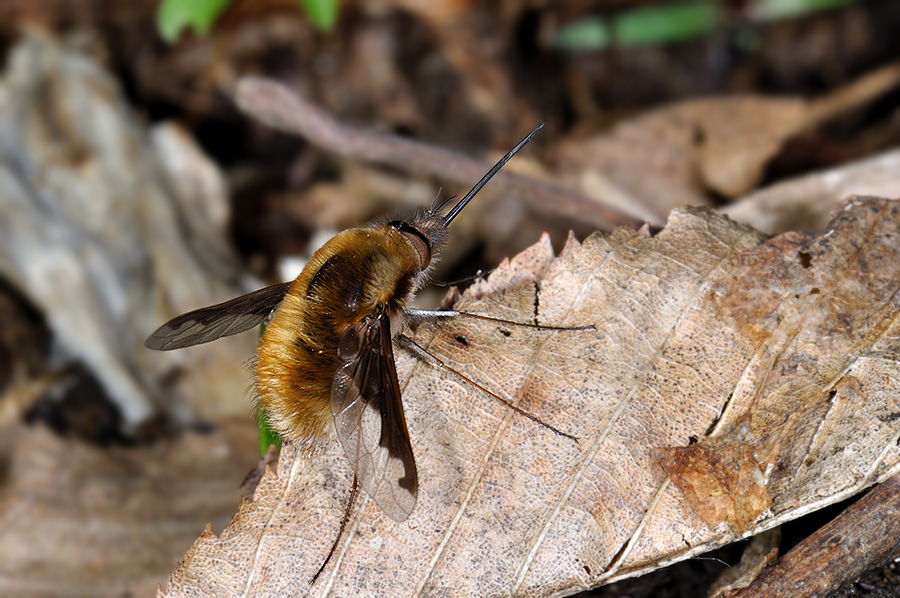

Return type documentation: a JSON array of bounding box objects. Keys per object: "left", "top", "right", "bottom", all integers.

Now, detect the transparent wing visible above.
[
  {"left": 144, "top": 282, "right": 291, "bottom": 350},
  {"left": 330, "top": 314, "right": 418, "bottom": 522}
]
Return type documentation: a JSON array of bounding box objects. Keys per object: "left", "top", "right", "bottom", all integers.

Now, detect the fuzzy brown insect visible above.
[{"left": 146, "top": 124, "right": 582, "bottom": 581}]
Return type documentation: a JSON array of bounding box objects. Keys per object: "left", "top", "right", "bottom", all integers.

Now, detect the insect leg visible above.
[
  {"left": 309, "top": 473, "right": 359, "bottom": 585},
  {"left": 405, "top": 308, "right": 595, "bottom": 332},
  {"left": 395, "top": 334, "right": 578, "bottom": 442}
]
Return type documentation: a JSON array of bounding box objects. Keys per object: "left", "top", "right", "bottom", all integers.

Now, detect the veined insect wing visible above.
[
  {"left": 330, "top": 313, "right": 417, "bottom": 522},
  {"left": 144, "top": 281, "right": 291, "bottom": 350}
]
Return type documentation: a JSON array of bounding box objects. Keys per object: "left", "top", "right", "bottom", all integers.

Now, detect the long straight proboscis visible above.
[{"left": 440, "top": 123, "right": 544, "bottom": 227}]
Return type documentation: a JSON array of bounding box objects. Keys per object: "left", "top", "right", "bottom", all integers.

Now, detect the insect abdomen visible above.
[{"left": 255, "top": 226, "right": 421, "bottom": 447}]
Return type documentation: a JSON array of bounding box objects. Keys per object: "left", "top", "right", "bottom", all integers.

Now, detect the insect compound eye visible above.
[{"left": 390, "top": 221, "right": 432, "bottom": 269}]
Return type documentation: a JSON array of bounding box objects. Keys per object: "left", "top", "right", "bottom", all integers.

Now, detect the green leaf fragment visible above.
[
  {"left": 300, "top": 0, "right": 340, "bottom": 31},
  {"left": 752, "top": 0, "right": 857, "bottom": 21},
  {"left": 616, "top": 2, "right": 720, "bottom": 46},
  {"left": 257, "top": 409, "right": 283, "bottom": 457},
  {"left": 157, "top": 0, "right": 232, "bottom": 42}
]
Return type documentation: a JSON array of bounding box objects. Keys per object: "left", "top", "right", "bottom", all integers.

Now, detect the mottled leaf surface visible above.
[{"left": 161, "top": 197, "right": 900, "bottom": 597}]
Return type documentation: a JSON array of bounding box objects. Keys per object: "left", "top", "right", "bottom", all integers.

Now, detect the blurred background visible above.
[{"left": 1, "top": 1, "right": 899, "bottom": 596}]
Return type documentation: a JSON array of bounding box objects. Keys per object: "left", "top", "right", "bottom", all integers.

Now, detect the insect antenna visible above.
[
  {"left": 431, "top": 194, "right": 457, "bottom": 217},
  {"left": 428, "top": 270, "right": 489, "bottom": 288},
  {"left": 441, "top": 123, "right": 544, "bottom": 227},
  {"left": 429, "top": 187, "right": 443, "bottom": 211}
]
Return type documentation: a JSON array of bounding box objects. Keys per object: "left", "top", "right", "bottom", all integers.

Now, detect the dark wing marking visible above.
[
  {"left": 144, "top": 282, "right": 292, "bottom": 350},
  {"left": 330, "top": 314, "right": 418, "bottom": 522}
]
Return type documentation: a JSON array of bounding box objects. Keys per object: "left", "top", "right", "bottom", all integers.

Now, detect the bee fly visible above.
[{"left": 145, "top": 124, "right": 589, "bottom": 582}]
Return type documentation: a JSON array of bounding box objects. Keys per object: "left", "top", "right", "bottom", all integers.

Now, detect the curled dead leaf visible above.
[
  {"left": 161, "top": 197, "right": 900, "bottom": 597},
  {"left": 552, "top": 97, "right": 809, "bottom": 221}
]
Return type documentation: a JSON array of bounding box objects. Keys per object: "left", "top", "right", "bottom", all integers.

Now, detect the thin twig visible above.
[
  {"left": 732, "top": 474, "right": 900, "bottom": 598},
  {"left": 234, "top": 76, "right": 639, "bottom": 232}
]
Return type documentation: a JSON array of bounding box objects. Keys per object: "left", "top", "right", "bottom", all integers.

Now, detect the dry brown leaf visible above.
[
  {"left": 551, "top": 97, "right": 809, "bottom": 221},
  {"left": 552, "top": 60, "right": 900, "bottom": 223},
  {"left": 159, "top": 197, "right": 900, "bottom": 597},
  {"left": 724, "top": 147, "right": 900, "bottom": 234},
  {"left": 0, "top": 421, "right": 259, "bottom": 598}
]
